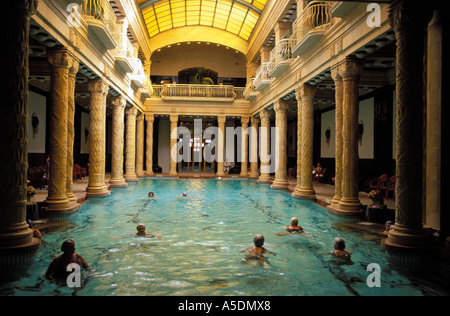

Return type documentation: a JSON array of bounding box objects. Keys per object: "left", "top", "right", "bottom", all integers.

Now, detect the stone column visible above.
[
  {"left": 240, "top": 116, "right": 250, "bottom": 177},
  {"left": 145, "top": 114, "right": 155, "bottom": 177},
  {"left": 124, "top": 107, "right": 138, "bottom": 182},
  {"left": 292, "top": 89, "right": 303, "bottom": 198},
  {"left": 86, "top": 79, "right": 110, "bottom": 197},
  {"left": 383, "top": 0, "right": 433, "bottom": 260},
  {"left": 271, "top": 100, "right": 290, "bottom": 190},
  {"left": 332, "top": 57, "right": 364, "bottom": 215},
  {"left": 44, "top": 48, "right": 72, "bottom": 212},
  {"left": 109, "top": 96, "right": 127, "bottom": 188},
  {"left": 250, "top": 116, "right": 260, "bottom": 178},
  {"left": 66, "top": 56, "right": 80, "bottom": 207},
  {"left": 216, "top": 115, "right": 226, "bottom": 177},
  {"left": 169, "top": 114, "right": 179, "bottom": 176},
  {"left": 328, "top": 65, "right": 344, "bottom": 211},
  {"left": 258, "top": 109, "right": 273, "bottom": 183},
  {"left": 425, "top": 8, "right": 442, "bottom": 232},
  {"left": 0, "top": 0, "right": 40, "bottom": 266},
  {"left": 136, "top": 114, "right": 145, "bottom": 178},
  {"left": 295, "top": 84, "right": 316, "bottom": 199}
]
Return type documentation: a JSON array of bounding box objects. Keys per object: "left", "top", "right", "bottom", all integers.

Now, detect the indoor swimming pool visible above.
[{"left": 1, "top": 178, "right": 449, "bottom": 296}]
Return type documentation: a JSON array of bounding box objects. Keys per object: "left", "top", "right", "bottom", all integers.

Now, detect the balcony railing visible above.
[
  {"left": 151, "top": 85, "right": 163, "bottom": 98},
  {"left": 243, "top": 79, "right": 260, "bottom": 101},
  {"left": 129, "top": 58, "right": 146, "bottom": 88},
  {"left": 269, "top": 38, "right": 297, "bottom": 78},
  {"left": 111, "top": 28, "right": 135, "bottom": 73},
  {"left": 140, "top": 80, "right": 153, "bottom": 98},
  {"left": 234, "top": 87, "right": 246, "bottom": 100},
  {"left": 160, "top": 84, "right": 237, "bottom": 102},
  {"left": 292, "top": 1, "right": 336, "bottom": 56},
  {"left": 253, "top": 62, "right": 274, "bottom": 91},
  {"left": 80, "top": 0, "right": 118, "bottom": 49}
]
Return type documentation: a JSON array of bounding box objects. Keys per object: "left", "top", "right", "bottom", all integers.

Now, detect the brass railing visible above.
[
  {"left": 253, "top": 62, "right": 274, "bottom": 89},
  {"left": 269, "top": 38, "right": 296, "bottom": 65},
  {"left": 160, "top": 84, "right": 236, "bottom": 100},
  {"left": 293, "top": 1, "right": 336, "bottom": 41}
]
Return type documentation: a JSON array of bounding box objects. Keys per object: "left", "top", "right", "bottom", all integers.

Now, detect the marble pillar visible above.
[
  {"left": 169, "top": 115, "right": 179, "bottom": 176},
  {"left": 328, "top": 65, "right": 344, "bottom": 211},
  {"left": 216, "top": 116, "right": 226, "bottom": 177},
  {"left": 382, "top": 0, "right": 433, "bottom": 260},
  {"left": 334, "top": 57, "right": 364, "bottom": 215},
  {"left": 136, "top": 115, "right": 145, "bottom": 178},
  {"left": 258, "top": 109, "right": 273, "bottom": 183},
  {"left": 294, "top": 84, "right": 316, "bottom": 199},
  {"left": 240, "top": 116, "right": 250, "bottom": 177},
  {"left": 250, "top": 116, "right": 260, "bottom": 179},
  {"left": 45, "top": 48, "right": 73, "bottom": 211},
  {"left": 86, "top": 79, "right": 110, "bottom": 197},
  {"left": 292, "top": 89, "right": 303, "bottom": 198},
  {"left": 66, "top": 56, "right": 80, "bottom": 206},
  {"left": 124, "top": 107, "right": 138, "bottom": 182},
  {"left": 0, "top": 0, "right": 41, "bottom": 267},
  {"left": 271, "top": 100, "right": 290, "bottom": 190},
  {"left": 145, "top": 114, "right": 155, "bottom": 177},
  {"left": 109, "top": 96, "right": 127, "bottom": 188}
]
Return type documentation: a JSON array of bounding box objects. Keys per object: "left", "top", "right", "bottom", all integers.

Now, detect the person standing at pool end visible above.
[
  {"left": 277, "top": 217, "right": 303, "bottom": 236},
  {"left": 330, "top": 238, "right": 351, "bottom": 257},
  {"left": 134, "top": 224, "right": 162, "bottom": 240},
  {"left": 242, "top": 235, "right": 275, "bottom": 259},
  {"left": 45, "top": 239, "right": 90, "bottom": 279}
]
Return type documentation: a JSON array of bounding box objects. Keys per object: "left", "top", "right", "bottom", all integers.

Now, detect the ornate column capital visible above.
[
  {"left": 217, "top": 115, "right": 227, "bottom": 124},
  {"left": 136, "top": 114, "right": 144, "bottom": 122},
  {"left": 260, "top": 108, "right": 273, "bottom": 120},
  {"left": 241, "top": 116, "right": 250, "bottom": 126},
  {"left": 330, "top": 64, "right": 342, "bottom": 82},
  {"left": 112, "top": 95, "right": 126, "bottom": 109},
  {"left": 252, "top": 116, "right": 260, "bottom": 125},
  {"left": 170, "top": 114, "right": 179, "bottom": 123},
  {"left": 89, "top": 78, "right": 109, "bottom": 94},
  {"left": 145, "top": 113, "right": 154, "bottom": 123},
  {"left": 6, "top": 0, "right": 38, "bottom": 16},
  {"left": 298, "top": 83, "right": 317, "bottom": 100},
  {"left": 274, "top": 99, "right": 289, "bottom": 113},
  {"left": 338, "top": 57, "right": 364, "bottom": 80},
  {"left": 388, "top": 0, "right": 433, "bottom": 32},
  {"left": 69, "top": 56, "right": 80, "bottom": 77},
  {"left": 47, "top": 47, "right": 71, "bottom": 69},
  {"left": 126, "top": 107, "right": 138, "bottom": 116}
]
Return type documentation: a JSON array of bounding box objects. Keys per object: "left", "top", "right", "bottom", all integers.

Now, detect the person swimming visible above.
[
  {"left": 134, "top": 223, "right": 162, "bottom": 240},
  {"left": 277, "top": 217, "right": 303, "bottom": 236},
  {"left": 45, "top": 239, "right": 90, "bottom": 279},
  {"left": 241, "top": 234, "right": 275, "bottom": 260},
  {"left": 330, "top": 238, "right": 351, "bottom": 257},
  {"left": 148, "top": 192, "right": 157, "bottom": 199}
]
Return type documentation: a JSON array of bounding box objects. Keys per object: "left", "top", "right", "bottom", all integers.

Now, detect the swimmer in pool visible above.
[
  {"left": 241, "top": 234, "right": 275, "bottom": 260},
  {"left": 45, "top": 239, "right": 90, "bottom": 279},
  {"left": 147, "top": 192, "right": 157, "bottom": 199},
  {"left": 382, "top": 221, "right": 394, "bottom": 238},
  {"left": 134, "top": 223, "right": 162, "bottom": 240},
  {"left": 330, "top": 238, "right": 351, "bottom": 257},
  {"left": 277, "top": 217, "right": 303, "bottom": 236}
]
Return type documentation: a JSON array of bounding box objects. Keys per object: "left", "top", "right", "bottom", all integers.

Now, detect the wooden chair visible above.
[
  {"left": 73, "top": 164, "right": 81, "bottom": 180},
  {"left": 386, "top": 176, "right": 396, "bottom": 200}
]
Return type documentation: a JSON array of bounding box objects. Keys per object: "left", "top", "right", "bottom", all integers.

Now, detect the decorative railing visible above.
[
  {"left": 151, "top": 85, "right": 163, "bottom": 98},
  {"left": 253, "top": 62, "right": 274, "bottom": 89},
  {"left": 160, "top": 84, "right": 236, "bottom": 101},
  {"left": 234, "top": 87, "right": 246, "bottom": 100},
  {"left": 292, "top": 1, "right": 335, "bottom": 42},
  {"left": 243, "top": 80, "right": 256, "bottom": 98},
  {"left": 112, "top": 28, "right": 135, "bottom": 60},
  {"left": 80, "top": 0, "right": 119, "bottom": 49},
  {"left": 129, "top": 58, "right": 147, "bottom": 88},
  {"left": 270, "top": 38, "right": 296, "bottom": 66}
]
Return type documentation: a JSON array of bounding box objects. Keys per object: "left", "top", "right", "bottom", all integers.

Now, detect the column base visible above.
[
  {"left": 292, "top": 187, "right": 316, "bottom": 200},
  {"left": 257, "top": 175, "right": 273, "bottom": 184},
  {"left": 109, "top": 179, "right": 128, "bottom": 188},
  {"left": 326, "top": 203, "right": 364, "bottom": 218},
  {"left": 86, "top": 185, "right": 110, "bottom": 198},
  {"left": 0, "top": 237, "right": 41, "bottom": 272},
  {"left": 136, "top": 171, "right": 146, "bottom": 178},
  {"left": 271, "top": 179, "right": 289, "bottom": 190},
  {"left": 382, "top": 228, "right": 435, "bottom": 267},
  {"left": 124, "top": 174, "right": 139, "bottom": 182},
  {"left": 43, "top": 202, "right": 81, "bottom": 219},
  {"left": 145, "top": 171, "right": 155, "bottom": 177}
]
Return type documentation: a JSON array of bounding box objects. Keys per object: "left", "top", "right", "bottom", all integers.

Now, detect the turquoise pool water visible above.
[{"left": 1, "top": 178, "right": 449, "bottom": 296}]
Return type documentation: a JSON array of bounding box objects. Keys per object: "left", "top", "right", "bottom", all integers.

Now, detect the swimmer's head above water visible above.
[{"left": 182, "top": 192, "right": 187, "bottom": 197}]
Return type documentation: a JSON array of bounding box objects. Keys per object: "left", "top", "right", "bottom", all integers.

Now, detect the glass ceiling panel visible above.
[{"left": 140, "top": 0, "right": 267, "bottom": 41}]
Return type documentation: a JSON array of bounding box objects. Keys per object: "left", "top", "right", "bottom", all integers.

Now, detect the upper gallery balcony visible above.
[
  {"left": 269, "top": 38, "right": 297, "bottom": 78},
  {"left": 243, "top": 79, "right": 260, "bottom": 101},
  {"left": 253, "top": 62, "right": 275, "bottom": 91},
  {"left": 152, "top": 84, "right": 243, "bottom": 102},
  {"left": 80, "top": 0, "right": 118, "bottom": 50},
  {"left": 111, "top": 28, "right": 134, "bottom": 74},
  {"left": 129, "top": 57, "right": 146, "bottom": 88},
  {"left": 292, "top": 1, "right": 337, "bottom": 57}
]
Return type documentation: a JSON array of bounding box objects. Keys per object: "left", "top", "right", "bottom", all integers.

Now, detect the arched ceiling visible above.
[{"left": 138, "top": 0, "right": 268, "bottom": 41}]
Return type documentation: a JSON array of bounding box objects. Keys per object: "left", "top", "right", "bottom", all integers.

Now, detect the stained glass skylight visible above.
[{"left": 138, "top": 0, "right": 267, "bottom": 41}]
